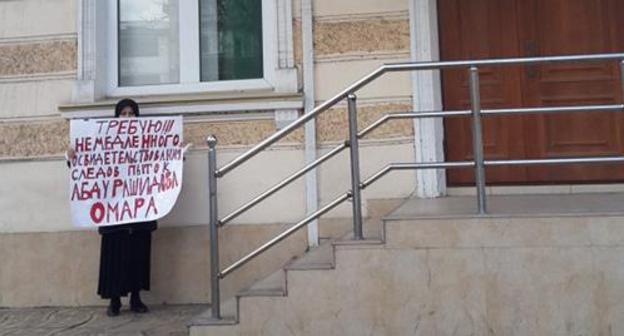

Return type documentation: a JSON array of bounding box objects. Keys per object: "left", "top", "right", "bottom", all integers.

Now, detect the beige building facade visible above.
[
  {"left": 0, "top": 0, "right": 420, "bottom": 307},
  {"left": 2, "top": 0, "right": 624, "bottom": 311}
]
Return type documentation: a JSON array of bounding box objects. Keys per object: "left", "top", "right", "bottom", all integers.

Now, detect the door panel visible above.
[
  {"left": 439, "top": 0, "right": 624, "bottom": 185},
  {"left": 439, "top": 0, "right": 528, "bottom": 185},
  {"left": 518, "top": 0, "right": 624, "bottom": 182}
]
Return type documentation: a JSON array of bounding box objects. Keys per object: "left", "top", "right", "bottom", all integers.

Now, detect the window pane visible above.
[
  {"left": 119, "top": 0, "right": 180, "bottom": 86},
  {"left": 200, "top": 0, "right": 263, "bottom": 81}
]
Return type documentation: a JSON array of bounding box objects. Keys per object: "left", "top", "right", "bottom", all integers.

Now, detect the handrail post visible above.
[
  {"left": 207, "top": 135, "right": 220, "bottom": 319},
  {"left": 347, "top": 94, "right": 364, "bottom": 240},
  {"left": 620, "top": 60, "right": 624, "bottom": 99},
  {"left": 468, "top": 67, "right": 487, "bottom": 214}
]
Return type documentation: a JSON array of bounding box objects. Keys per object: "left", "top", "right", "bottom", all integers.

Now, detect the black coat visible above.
[
  {"left": 98, "top": 221, "right": 157, "bottom": 235},
  {"left": 68, "top": 157, "right": 158, "bottom": 298},
  {"left": 97, "top": 221, "right": 157, "bottom": 299}
]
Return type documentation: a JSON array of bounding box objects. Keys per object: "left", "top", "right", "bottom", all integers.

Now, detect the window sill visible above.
[
  {"left": 58, "top": 91, "right": 304, "bottom": 119},
  {"left": 108, "top": 79, "right": 274, "bottom": 98}
]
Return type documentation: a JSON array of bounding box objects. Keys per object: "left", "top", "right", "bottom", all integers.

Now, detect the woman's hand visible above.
[
  {"left": 65, "top": 147, "right": 76, "bottom": 168},
  {"left": 182, "top": 143, "right": 193, "bottom": 155},
  {"left": 66, "top": 147, "right": 76, "bottom": 161}
]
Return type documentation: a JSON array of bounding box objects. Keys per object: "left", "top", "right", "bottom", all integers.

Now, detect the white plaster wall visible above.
[
  {"left": 159, "top": 142, "right": 417, "bottom": 226},
  {"left": 0, "top": 0, "right": 75, "bottom": 38},
  {"left": 0, "top": 147, "right": 308, "bottom": 233},
  {"left": 0, "top": 141, "right": 415, "bottom": 233},
  {"left": 0, "top": 159, "right": 74, "bottom": 233},
  {"left": 318, "top": 140, "right": 416, "bottom": 218},
  {"left": 0, "top": 80, "right": 74, "bottom": 119},
  {"left": 164, "top": 147, "right": 308, "bottom": 226},
  {"left": 315, "top": 58, "right": 412, "bottom": 102}
]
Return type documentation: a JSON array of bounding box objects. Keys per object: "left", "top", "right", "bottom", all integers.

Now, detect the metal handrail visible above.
[
  {"left": 219, "top": 143, "right": 347, "bottom": 226},
  {"left": 221, "top": 104, "right": 624, "bottom": 227},
  {"left": 358, "top": 104, "right": 624, "bottom": 139},
  {"left": 206, "top": 53, "right": 624, "bottom": 319},
  {"left": 360, "top": 156, "right": 624, "bottom": 191},
  {"left": 216, "top": 53, "right": 624, "bottom": 177},
  {"left": 219, "top": 192, "right": 351, "bottom": 278},
  {"left": 361, "top": 161, "right": 476, "bottom": 189},
  {"left": 219, "top": 101, "right": 624, "bottom": 226}
]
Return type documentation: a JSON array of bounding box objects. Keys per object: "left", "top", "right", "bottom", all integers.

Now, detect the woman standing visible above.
[
  {"left": 69, "top": 98, "right": 191, "bottom": 316},
  {"left": 97, "top": 98, "right": 155, "bottom": 316},
  {"left": 68, "top": 99, "right": 156, "bottom": 316}
]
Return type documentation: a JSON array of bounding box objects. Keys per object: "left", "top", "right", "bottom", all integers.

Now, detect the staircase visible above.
[
  {"left": 190, "top": 192, "right": 624, "bottom": 335},
  {"left": 191, "top": 53, "right": 624, "bottom": 335}
]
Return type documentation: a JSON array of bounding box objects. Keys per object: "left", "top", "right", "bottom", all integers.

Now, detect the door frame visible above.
[{"left": 409, "top": 0, "right": 447, "bottom": 197}]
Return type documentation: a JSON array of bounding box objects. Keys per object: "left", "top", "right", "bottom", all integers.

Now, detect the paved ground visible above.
[{"left": 0, "top": 305, "right": 206, "bottom": 336}]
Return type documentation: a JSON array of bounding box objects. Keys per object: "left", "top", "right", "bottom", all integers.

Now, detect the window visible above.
[
  {"left": 72, "top": 0, "right": 296, "bottom": 103},
  {"left": 118, "top": 0, "right": 180, "bottom": 86},
  {"left": 107, "top": 0, "right": 285, "bottom": 96},
  {"left": 199, "top": 0, "right": 263, "bottom": 81}
]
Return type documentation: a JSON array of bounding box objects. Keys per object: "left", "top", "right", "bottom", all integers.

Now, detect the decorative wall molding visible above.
[
  {"left": 0, "top": 120, "right": 68, "bottom": 158},
  {"left": 0, "top": 115, "right": 63, "bottom": 124},
  {"left": 0, "top": 33, "right": 77, "bottom": 45},
  {"left": 59, "top": 93, "right": 304, "bottom": 119},
  {"left": 317, "top": 102, "right": 414, "bottom": 142},
  {"left": 314, "top": 18, "right": 409, "bottom": 56},
  {"left": 293, "top": 15, "right": 410, "bottom": 64},
  {"left": 0, "top": 116, "right": 305, "bottom": 160},
  {"left": 0, "top": 71, "right": 76, "bottom": 84},
  {"left": 320, "top": 96, "right": 412, "bottom": 108},
  {"left": 315, "top": 51, "right": 411, "bottom": 64},
  {"left": 313, "top": 11, "right": 409, "bottom": 23},
  {"left": 0, "top": 40, "right": 76, "bottom": 77}
]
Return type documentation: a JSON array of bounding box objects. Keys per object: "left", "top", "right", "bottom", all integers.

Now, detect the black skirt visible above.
[{"left": 97, "top": 221, "right": 157, "bottom": 299}]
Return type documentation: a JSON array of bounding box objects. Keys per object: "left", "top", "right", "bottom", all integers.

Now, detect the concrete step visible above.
[
  {"left": 285, "top": 240, "right": 335, "bottom": 271},
  {"left": 189, "top": 269, "right": 291, "bottom": 327},
  {"left": 190, "top": 237, "right": 341, "bottom": 333},
  {"left": 334, "top": 237, "right": 385, "bottom": 247},
  {"left": 318, "top": 197, "right": 405, "bottom": 239},
  {"left": 189, "top": 298, "right": 238, "bottom": 327},
  {"left": 384, "top": 192, "right": 624, "bottom": 220},
  {"left": 191, "top": 193, "right": 624, "bottom": 335},
  {"left": 383, "top": 193, "right": 624, "bottom": 249},
  {"left": 238, "top": 269, "right": 286, "bottom": 297}
]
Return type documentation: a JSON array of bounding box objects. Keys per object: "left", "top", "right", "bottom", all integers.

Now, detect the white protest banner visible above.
[{"left": 69, "top": 116, "right": 183, "bottom": 227}]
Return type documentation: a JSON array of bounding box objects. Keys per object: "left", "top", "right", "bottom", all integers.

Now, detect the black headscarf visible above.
[{"left": 114, "top": 98, "right": 140, "bottom": 118}]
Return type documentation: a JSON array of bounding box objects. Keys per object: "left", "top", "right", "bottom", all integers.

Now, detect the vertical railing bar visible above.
[
  {"left": 620, "top": 60, "right": 624, "bottom": 103},
  {"left": 468, "top": 67, "right": 487, "bottom": 214},
  {"left": 347, "top": 94, "right": 364, "bottom": 240},
  {"left": 207, "top": 135, "right": 220, "bottom": 319}
]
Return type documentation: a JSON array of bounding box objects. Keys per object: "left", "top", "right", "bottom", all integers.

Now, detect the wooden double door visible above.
[{"left": 439, "top": 0, "right": 624, "bottom": 185}]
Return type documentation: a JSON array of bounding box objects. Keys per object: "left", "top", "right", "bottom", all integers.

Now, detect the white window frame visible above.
[
  {"left": 109, "top": 0, "right": 278, "bottom": 96},
  {"left": 72, "top": 0, "right": 297, "bottom": 103}
]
